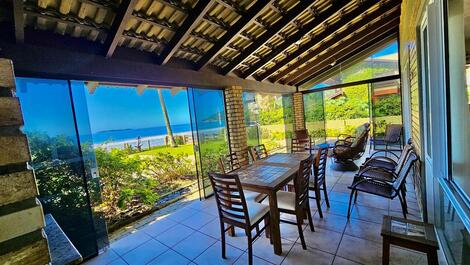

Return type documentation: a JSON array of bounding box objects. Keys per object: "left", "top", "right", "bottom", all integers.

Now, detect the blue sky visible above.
[{"left": 84, "top": 85, "right": 191, "bottom": 133}]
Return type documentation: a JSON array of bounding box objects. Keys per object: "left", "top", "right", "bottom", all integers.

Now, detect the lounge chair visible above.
[{"left": 331, "top": 123, "right": 370, "bottom": 171}]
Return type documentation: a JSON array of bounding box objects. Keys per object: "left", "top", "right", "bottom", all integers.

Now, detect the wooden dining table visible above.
[{"left": 232, "top": 152, "right": 312, "bottom": 255}]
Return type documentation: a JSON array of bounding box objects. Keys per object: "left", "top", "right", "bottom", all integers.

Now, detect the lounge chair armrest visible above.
[
  {"left": 334, "top": 139, "right": 353, "bottom": 146},
  {"left": 369, "top": 150, "right": 400, "bottom": 161},
  {"left": 357, "top": 166, "right": 399, "bottom": 179},
  {"left": 363, "top": 156, "right": 398, "bottom": 166}
]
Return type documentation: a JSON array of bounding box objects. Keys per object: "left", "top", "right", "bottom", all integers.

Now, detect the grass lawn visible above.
[{"left": 136, "top": 144, "right": 195, "bottom": 156}]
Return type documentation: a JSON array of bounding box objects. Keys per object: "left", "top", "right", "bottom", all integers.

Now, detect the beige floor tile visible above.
[
  {"left": 147, "top": 249, "right": 191, "bottom": 265},
  {"left": 110, "top": 230, "right": 151, "bottom": 256},
  {"left": 313, "top": 212, "right": 348, "bottom": 233},
  {"left": 337, "top": 235, "right": 381, "bottom": 264},
  {"left": 173, "top": 231, "right": 217, "bottom": 260},
  {"left": 121, "top": 239, "right": 168, "bottom": 265},
  {"left": 328, "top": 191, "right": 353, "bottom": 204},
  {"left": 350, "top": 205, "right": 389, "bottom": 224},
  {"left": 194, "top": 241, "right": 244, "bottom": 265},
  {"left": 282, "top": 243, "right": 335, "bottom": 265},
  {"left": 108, "top": 258, "right": 127, "bottom": 265},
  {"left": 167, "top": 207, "right": 199, "bottom": 222},
  {"left": 332, "top": 256, "right": 361, "bottom": 265},
  {"left": 84, "top": 249, "right": 120, "bottom": 265},
  {"left": 140, "top": 216, "right": 178, "bottom": 238},
  {"left": 389, "top": 246, "right": 426, "bottom": 265},
  {"left": 321, "top": 201, "right": 350, "bottom": 217},
  {"left": 199, "top": 218, "right": 223, "bottom": 239},
  {"left": 234, "top": 252, "right": 275, "bottom": 265},
  {"left": 155, "top": 223, "right": 195, "bottom": 247},
  {"left": 302, "top": 227, "right": 342, "bottom": 254},
  {"left": 252, "top": 236, "right": 294, "bottom": 265},
  {"left": 181, "top": 211, "right": 217, "bottom": 230},
  {"left": 344, "top": 218, "right": 383, "bottom": 243}
]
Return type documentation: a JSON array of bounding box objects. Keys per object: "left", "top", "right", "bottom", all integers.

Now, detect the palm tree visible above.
[{"left": 157, "top": 89, "right": 177, "bottom": 147}]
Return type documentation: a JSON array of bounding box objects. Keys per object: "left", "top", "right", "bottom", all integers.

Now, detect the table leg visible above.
[
  {"left": 382, "top": 237, "right": 390, "bottom": 265},
  {"left": 269, "top": 191, "right": 282, "bottom": 255}
]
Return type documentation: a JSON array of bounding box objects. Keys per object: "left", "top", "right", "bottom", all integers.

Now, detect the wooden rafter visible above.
[
  {"left": 195, "top": 0, "right": 273, "bottom": 70},
  {"left": 157, "top": 0, "right": 215, "bottom": 65},
  {"left": 240, "top": 0, "right": 351, "bottom": 79},
  {"left": 284, "top": 17, "right": 400, "bottom": 86},
  {"left": 104, "top": 0, "right": 138, "bottom": 57},
  {"left": 220, "top": 0, "right": 314, "bottom": 75},
  {"left": 78, "top": 0, "right": 119, "bottom": 11},
  {"left": 12, "top": 0, "right": 24, "bottom": 43},
  {"left": 267, "top": 1, "right": 401, "bottom": 83}
]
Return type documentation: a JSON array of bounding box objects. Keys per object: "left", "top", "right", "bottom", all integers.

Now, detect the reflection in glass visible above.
[
  {"left": 189, "top": 88, "right": 229, "bottom": 198},
  {"left": 242, "top": 92, "right": 291, "bottom": 152},
  {"left": 446, "top": 0, "right": 470, "bottom": 197},
  {"left": 370, "top": 79, "right": 403, "bottom": 150},
  {"left": 16, "top": 78, "right": 99, "bottom": 259},
  {"left": 303, "top": 92, "right": 326, "bottom": 145}
]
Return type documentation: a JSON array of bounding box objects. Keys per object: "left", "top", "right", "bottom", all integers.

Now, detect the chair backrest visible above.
[
  {"left": 314, "top": 147, "right": 328, "bottom": 185},
  {"left": 351, "top": 124, "right": 370, "bottom": 152},
  {"left": 392, "top": 151, "right": 419, "bottom": 195},
  {"left": 208, "top": 172, "right": 251, "bottom": 226},
  {"left": 218, "top": 152, "right": 247, "bottom": 174},
  {"left": 394, "top": 142, "right": 415, "bottom": 173},
  {"left": 294, "top": 129, "right": 309, "bottom": 140},
  {"left": 384, "top": 124, "right": 403, "bottom": 143},
  {"left": 294, "top": 155, "right": 314, "bottom": 208},
  {"left": 250, "top": 144, "right": 268, "bottom": 161}
]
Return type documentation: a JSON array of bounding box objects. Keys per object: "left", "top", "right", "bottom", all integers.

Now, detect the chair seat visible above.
[
  {"left": 244, "top": 190, "right": 267, "bottom": 203},
  {"left": 349, "top": 177, "right": 394, "bottom": 198},
  {"left": 262, "top": 191, "right": 296, "bottom": 211},
  {"left": 364, "top": 159, "right": 396, "bottom": 171},
  {"left": 359, "top": 168, "right": 394, "bottom": 182},
  {"left": 246, "top": 201, "right": 270, "bottom": 224}
]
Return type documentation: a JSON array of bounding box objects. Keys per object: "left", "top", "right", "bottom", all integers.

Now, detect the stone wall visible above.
[
  {"left": 292, "top": 92, "right": 305, "bottom": 131},
  {"left": 0, "top": 59, "right": 51, "bottom": 264},
  {"left": 224, "top": 86, "right": 249, "bottom": 162}
]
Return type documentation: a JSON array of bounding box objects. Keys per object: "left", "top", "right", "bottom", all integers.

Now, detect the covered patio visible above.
[{"left": 1, "top": 0, "right": 469, "bottom": 264}]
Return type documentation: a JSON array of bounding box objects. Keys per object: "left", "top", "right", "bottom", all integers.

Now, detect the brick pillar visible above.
[
  {"left": 224, "top": 86, "right": 249, "bottom": 162},
  {"left": 0, "top": 59, "right": 51, "bottom": 264},
  {"left": 293, "top": 92, "right": 305, "bottom": 131}
]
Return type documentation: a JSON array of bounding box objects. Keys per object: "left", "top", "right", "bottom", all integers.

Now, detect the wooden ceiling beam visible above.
[
  {"left": 220, "top": 0, "right": 314, "bottom": 75},
  {"left": 154, "top": 0, "right": 191, "bottom": 13},
  {"left": 216, "top": 0, "right": 245, "bottom": 14},
  {"left": 266, "top": 1, "right": 400, "bottom": 83},
  {"left": 240, "top": 0, "right": 351, "bottom": 79},
  {"left": 284, "top": 17, "right": 400, "bottom": 86},
  {"left": 78, "top": 0, "right": 119, "bottom": 12},
  {"left": 12, "top": 0, "right": 24, "bottom": 44},
  {"left": 104, "top": 0, "right": 138, "bottom": 58},
  {"left": 195, "top": 0, "right": 273, "bottom": 70},
  {"left": 157, "top": 1, "right": 215, "bottom": 65}
]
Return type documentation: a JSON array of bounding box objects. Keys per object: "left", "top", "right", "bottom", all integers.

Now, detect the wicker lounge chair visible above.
[{"left": 331, "top": 123, "right": 370, "bottom": 171}]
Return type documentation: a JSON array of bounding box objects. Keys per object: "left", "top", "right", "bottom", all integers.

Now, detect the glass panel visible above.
[
  {"left": 323, "top": 84, "right": 370, "bottom": 142},
  {"left": 70, "top": 81, "right": 109, "bottom": 250},
  {"left": 370, "top": 79, "right": 403, "bottom": 150},
  {"left": 82, "top": 84, "right": 196, "bottom": 228},
  {"left": 303, "top": 92, "right": 326, "bottom": 145},
  {"left": 446, "top": 0, "right": 470, "bottom": 196},
  {"left": 282, "top": 94, "right": 295, "bottom": 151},
  {"left": 242, "top": 92, "right": 291, "bottom": 153},
  {"left": 308, "top": 40, "right": 399, "bottom": 90},
  {"left": 436, "top": 183, "right": 470, "bottom": 264},
  {"left": 422, "top": 26, "right": 433, "bottom": 158},
  {"left": 189, "top": 88, "right": 229, "bottom": 198},
  {"left": 16, "top": 78, "right": 99, "bottom": 259},
  {"left": 243, "top": 92, "right": 260, "bottom": 147}
]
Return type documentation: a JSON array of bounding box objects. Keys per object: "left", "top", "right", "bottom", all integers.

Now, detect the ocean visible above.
[{"left": 93, "top": 124, "right": 192, "bottom": 144}]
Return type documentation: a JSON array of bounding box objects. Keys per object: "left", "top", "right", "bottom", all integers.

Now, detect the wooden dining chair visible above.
[
  {"left": 262, "top": 155, "right": 315, "bottom": 249},
  {"left": 309, "top": 147, "right": 330, "bottom": 218},
  {"left": 218, "top": 152, "right": 266, "bottom": 203},
  {"left": 249, "top": 144, "right": 268, "bottom": 161},
  {"left": 208, "top": 172, "right": 271, "bottom": 265},
  {"left": 291, "top": 138, "right": 311, "bottom": 153}
]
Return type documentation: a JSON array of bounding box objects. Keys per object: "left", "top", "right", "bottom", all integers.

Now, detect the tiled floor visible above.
[{"left": 86, "top": 159, "right": 431, "bottom": 265}]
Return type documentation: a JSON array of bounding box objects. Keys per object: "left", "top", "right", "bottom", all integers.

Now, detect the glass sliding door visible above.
[
  {"left": 370, "top": 79, "right": 403, "bottom": 150},
  {"left": 16, "top": 78, "right": 106, "bottom": 259},
  {"left": 188, "top": 88, "right": 229, "bottom": 199}
]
